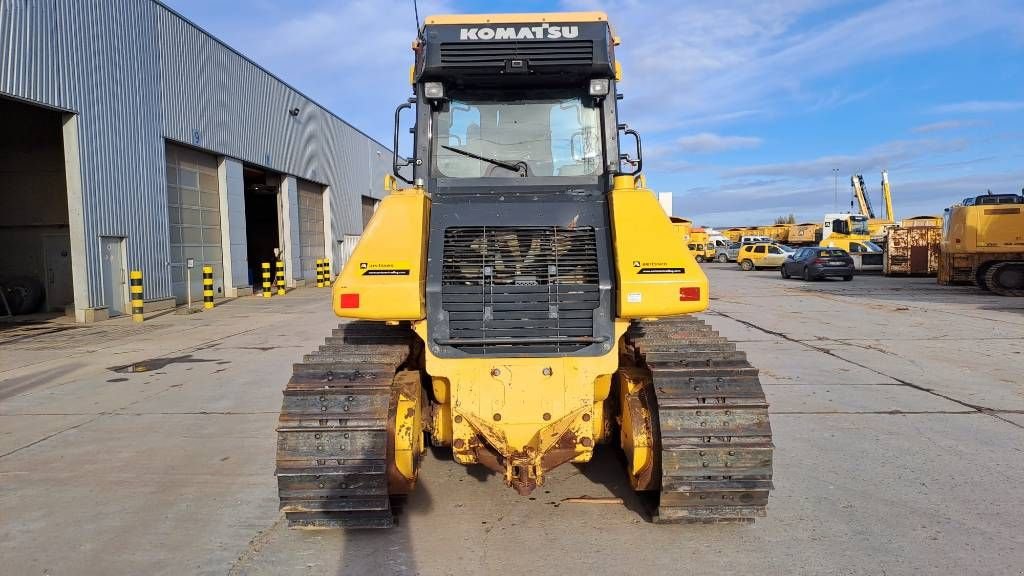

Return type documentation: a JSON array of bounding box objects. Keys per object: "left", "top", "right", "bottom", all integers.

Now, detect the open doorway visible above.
[
  {"left": 0, "top": 96, "right": 74, "bottom": 317},
  {"left": 243, "top": 166, "right": 281, "bottom": 288}
]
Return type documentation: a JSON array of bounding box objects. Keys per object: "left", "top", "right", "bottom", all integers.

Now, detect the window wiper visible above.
[{"left": 440, "top": 145, "right": 528, "bottom": 176}]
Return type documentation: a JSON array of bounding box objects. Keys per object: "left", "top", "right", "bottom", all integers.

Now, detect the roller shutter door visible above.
[
  {"left": 297, "top": 179, "right": 325, "bottom": 282},
  {"left": 166, "top": 143, "right": 223, "bottom": 304}
]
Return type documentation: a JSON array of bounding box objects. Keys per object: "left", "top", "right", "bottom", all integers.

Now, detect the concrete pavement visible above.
[{"left": 2, "top": 267, "right": 1022, "bottom": 575}]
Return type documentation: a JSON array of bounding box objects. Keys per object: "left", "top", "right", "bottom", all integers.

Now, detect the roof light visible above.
[
  {"left": 589, "top": 78, "right": 609, "bottom": 96},
  {"left": 424, "top": 82, "right": 445, "bottom": 100}
]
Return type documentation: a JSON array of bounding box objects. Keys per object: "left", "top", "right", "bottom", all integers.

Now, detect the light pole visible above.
[{"left": 832, "top": 168, "right": 839, "bottom": 212}]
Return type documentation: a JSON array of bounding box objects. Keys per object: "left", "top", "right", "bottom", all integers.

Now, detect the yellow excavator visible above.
[
  {"left": 275, "top": 11, "right": 773, "bottom": 528},
  {"left": 939, "top": 191, "right": 1024, "bottom": 295}
]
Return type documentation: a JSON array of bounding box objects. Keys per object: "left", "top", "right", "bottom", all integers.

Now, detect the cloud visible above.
[
  {"left": 563, "top": 0, "right": 1023, "bottom": 133},
  {"left": 679, "top": 169, "right": 1024, "bottom": 227},
  {"left": 212, "top": 0, "right": 452, "bottom": 143},
  {"left": 723, "top": 137, "right": 969, "bottom": 179},
  {"left": 911, "top": 119, "right": 989, "bottom": 133},
  {"left": 929, "top": 100, "right": 1024, "bottom": 114},
  {"left": 675, "top": 133, "right": 763, "bottom": 154}
]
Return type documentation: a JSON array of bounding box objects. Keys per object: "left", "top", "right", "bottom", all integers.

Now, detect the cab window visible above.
[
  {"left": 753, "top": 245, "right": 766, "bottom": 254},
  {"left": 768, "top": 246, "right": 782, "bottom": 254},
  {"left": 741, "top": 246, "right": 752, "bottom": 253}
]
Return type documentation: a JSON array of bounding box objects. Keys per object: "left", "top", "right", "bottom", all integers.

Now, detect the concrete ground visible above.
[{"left": 1, "top": 267, "right": 1022, "bottom": 576}]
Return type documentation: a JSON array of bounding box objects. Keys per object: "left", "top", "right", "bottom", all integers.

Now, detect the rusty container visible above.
[{"left": 885, "top": 225, "right": 942, "bottom": 276}]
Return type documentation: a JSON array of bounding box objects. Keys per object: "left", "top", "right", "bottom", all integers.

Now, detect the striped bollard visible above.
[
  {"left": 202, "top": 266, "right": 214, "bottom": 309},
  {"left": 261, "top": 262, "right": 272, "bottom": 298},
  {"left": 324, "top": 259, "right": 332, "bottom": 284},
  {"left": 276, "top": 260, "right": 286, "bottom": 295},
  {"left": 130, "top": 271, "right": 144, "bottom": 322},
  {"left": 315, "top": 259, "right": 324, "bottom": 288}
]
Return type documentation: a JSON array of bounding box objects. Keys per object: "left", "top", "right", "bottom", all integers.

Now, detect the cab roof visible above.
[{"left": 424, "top": 12, "right": 619, "bottom": 43}]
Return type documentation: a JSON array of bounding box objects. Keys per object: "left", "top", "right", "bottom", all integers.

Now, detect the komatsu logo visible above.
[{"left": 459, "top": 24, "right": 579, "bottom": 41}]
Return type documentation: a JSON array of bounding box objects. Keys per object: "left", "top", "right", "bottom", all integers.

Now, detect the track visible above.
[
  {"left": 627, "top": 317, "right": 774, "bottom": 523},
  {"left": 275, "top": 321, "right": 416, "bottom": 528}
]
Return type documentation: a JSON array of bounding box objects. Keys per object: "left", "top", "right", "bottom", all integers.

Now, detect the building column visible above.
[
  {"left": 61, "top": 114, "right": 91, "bottom": 322},
  {"left": 322, "top": 185, "right": 335, "bottom": 279},
  {"left": 279, "top": 175, "right": 302, "bottom": 286},
  {"left": 217, "top": 156, "right": 250, "bottom": 296}
]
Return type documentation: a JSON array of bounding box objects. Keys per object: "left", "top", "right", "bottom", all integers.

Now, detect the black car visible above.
[{"left": 781, "top": 247, "right": 855, "bottom": 281}]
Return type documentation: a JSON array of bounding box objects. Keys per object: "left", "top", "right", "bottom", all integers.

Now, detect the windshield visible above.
[
  {"left": 433, "top": 91, "right": 603, "bottom": 178},
  {"left": 863, "top": 240, "right": 882, "bottom": 252},
  {"left": 850, "top": 217, "right": 870, "bottom": 236}
]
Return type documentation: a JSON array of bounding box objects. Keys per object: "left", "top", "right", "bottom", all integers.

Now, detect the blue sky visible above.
[{"left": 163, "top": 0, "right": 1024, "bottom": 226}]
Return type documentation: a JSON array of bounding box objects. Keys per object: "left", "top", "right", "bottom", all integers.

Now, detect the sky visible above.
[{"left": 162, "top": 0, "right": 1024, "bottom": 227}]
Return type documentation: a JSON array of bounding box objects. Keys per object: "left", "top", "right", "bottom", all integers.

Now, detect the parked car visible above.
[
  {"left": 740, "top": 235, "right": 773, "bottom": 245},
  {"left": 716, "top": 242, "right": 741, "bottom": 263},
  {"left": 738, "top": 243, "right": 787, "bottom": 270},
  {"left": 781, "top": 247, "right": 855, "bottom": 281}
]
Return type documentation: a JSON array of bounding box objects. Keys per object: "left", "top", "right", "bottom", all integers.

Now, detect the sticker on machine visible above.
[
  {"left": 633, "top": 260, "right": 685, "bottom": 274},
  {"left": 627, "top": 292, "right": 642, "bottom": 303},
  {"left": 360, "top": 261, "right": 411, "bottom": 276}
]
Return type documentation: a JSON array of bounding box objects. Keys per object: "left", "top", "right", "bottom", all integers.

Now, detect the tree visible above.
[{"left": 773, "top": 213, "right": 796, "bottom": 225}]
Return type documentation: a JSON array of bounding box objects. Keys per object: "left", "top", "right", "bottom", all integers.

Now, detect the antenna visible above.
[{"left": 412, "top": 0, "right": 422, "bottom": 36}]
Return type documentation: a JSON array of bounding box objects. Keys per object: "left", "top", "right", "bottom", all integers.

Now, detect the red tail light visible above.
[
  {"left": 813, "top": 258, "right": 828, "bottom": 264},
  {"left": 339, "top": 293, "right": 360, "bottom": 308},
  {"left": 679, "top": 287, "right": 701, "bottom": 301}
]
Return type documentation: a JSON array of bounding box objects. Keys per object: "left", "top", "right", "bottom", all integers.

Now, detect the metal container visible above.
[
  {"left": 885, "top": 225, "right": 942, "bottom": 276},
  {"left": 788, "top": 223, "right": 820, "bottom": 245}
]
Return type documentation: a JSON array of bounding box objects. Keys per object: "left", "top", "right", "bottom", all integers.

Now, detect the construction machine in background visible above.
[
  {"left": 687, "top": 228, "right": 715, "bottom": 262},
  {"left": 819, "top": 213, "right": 884, "bottom": 272},
  {"left": 851, "top": 171, "right": 897, "bottom": 242},
  {"left": 274, "top": 11, "right": 773, "bottom": 528},
  {"left": 939, "top": 191, "right": 1024, "bottom": 295}
]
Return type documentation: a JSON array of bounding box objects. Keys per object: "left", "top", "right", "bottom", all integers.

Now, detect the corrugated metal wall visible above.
[
  {"left": 1, "top": 0, "right": 169, "bottom": 307},
  {"left": 154, "top": 5, "right": 392, "bottom": 270},
  {"left": 0, "top": 0, "right": 391, "bottom": 310}
]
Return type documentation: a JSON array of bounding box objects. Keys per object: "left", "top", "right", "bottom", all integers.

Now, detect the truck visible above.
[
  {"left": 820, "top": 213, "right": 883, "bottom": 272},
  {"left": 939, "top": 191, "right": 1024, "bottom": 295},
  {"left": 273, "top": 11, "right": 774, "bottom": 528}
]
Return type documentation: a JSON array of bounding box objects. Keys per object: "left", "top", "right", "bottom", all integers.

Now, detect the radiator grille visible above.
[
  {"left": 440, "top": 226, "right": 600, "bottom": 355},
  {"left": 439, "top": 40, "right": 594, "bottom": 68}
]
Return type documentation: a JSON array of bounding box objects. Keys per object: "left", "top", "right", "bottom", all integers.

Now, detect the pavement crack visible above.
[
  {"left": 709, "top": 310, "right": 1014, "bottom": 425},
  {"left": 0, "top": 414, "right": 105, "bottom": 460}
]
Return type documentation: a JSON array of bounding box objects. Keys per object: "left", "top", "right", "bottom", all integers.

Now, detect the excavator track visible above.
[
  {"left": 626, "top": 316, "right": 773, "bottom": 523},
  {"left": 275, "top": 321, "right": 417, "bottom": 528}
]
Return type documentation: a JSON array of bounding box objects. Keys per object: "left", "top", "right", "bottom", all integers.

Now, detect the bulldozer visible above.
[
  {"left": 939, "top": 191, "right": 1024, "bottom": 295},
  {"left": 275, "top": 11, "right": 774, "bottom": 528}
]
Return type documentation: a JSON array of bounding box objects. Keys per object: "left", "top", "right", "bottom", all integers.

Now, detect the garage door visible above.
[
  {"left": 297, "top": 179, "right": 325, "bottom": 282},
  {"left": 166, "top": 143, "right": 222, "bottom": 304}
]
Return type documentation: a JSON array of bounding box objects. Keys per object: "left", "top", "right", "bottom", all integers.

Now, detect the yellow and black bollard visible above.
[
  {"left": 130, "top": 270, "right": 144, "bottom": 322},
  {"left": 276, "top": 260, "right": 286, "bottom": 295},
  {"left": 202, "top": 266, "right": 214, "bottom": 309},
  {"left": 323, "top": 259, "right": 332, "bottom": 284},
  {"left": 261, "top": 262, "right": 272, "bottom": 298},
  {"left": 315, "top": 259, "right": 324, "bottom": 288}
]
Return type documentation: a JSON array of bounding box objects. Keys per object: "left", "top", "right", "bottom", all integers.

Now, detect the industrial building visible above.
[{"left": 0, "top": 0, "right": 391, "bottom": 321}]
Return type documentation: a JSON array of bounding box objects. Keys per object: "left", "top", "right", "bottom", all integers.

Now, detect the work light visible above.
[
  {"left": 589, "top": 78, "right": 610, "bottom": 96},
  {"left": 424, "top": 82, "right": 445, "bottom": 99}
]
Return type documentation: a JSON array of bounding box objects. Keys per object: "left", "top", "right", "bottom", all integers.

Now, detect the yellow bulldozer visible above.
[
  {"left": 275, "top": 11, "right": 773, "bottom": 528},
  {"left": 939, "top": 191, "right": 1024, "bottom": 295}
]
